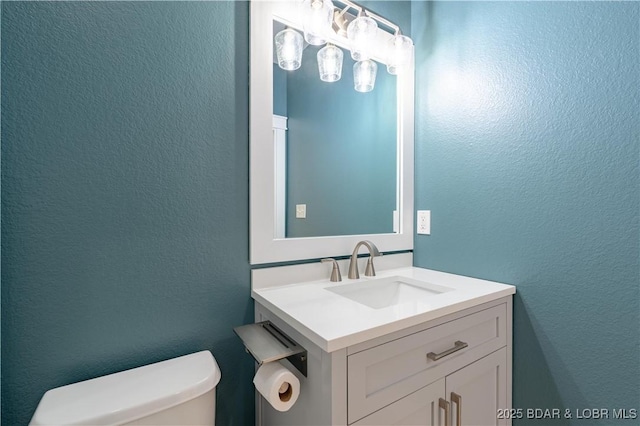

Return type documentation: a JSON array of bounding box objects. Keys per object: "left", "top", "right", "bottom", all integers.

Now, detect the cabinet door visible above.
[
  {"left": 446, "top": 348, "right": 507, "bottom": 426},
  {"left": 352, "top": 379, "right": 445, "bottom": 426}
]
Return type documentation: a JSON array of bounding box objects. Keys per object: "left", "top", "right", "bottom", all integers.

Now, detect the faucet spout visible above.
[{"left": 348, "top": 240, "right": 381, "bottom": 279}]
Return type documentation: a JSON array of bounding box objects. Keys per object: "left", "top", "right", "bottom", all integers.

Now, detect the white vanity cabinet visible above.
[
  {"left": 353, "top": 348, "right": 507, "bottom": 426},
  {"left": 255, "top": 296, "right": 512, "bottom": 426}
]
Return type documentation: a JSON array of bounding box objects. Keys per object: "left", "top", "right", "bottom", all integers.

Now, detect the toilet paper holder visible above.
[{"left": 234, "top": 321, "right": 307, "bottom": 377}]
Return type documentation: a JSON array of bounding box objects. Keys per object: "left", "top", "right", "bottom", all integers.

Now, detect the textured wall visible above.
[
  {"left": 412, "top": 1, "right": 639, "bottom": 424},
  {"left": 1, "top": 2, "right": 253, "bottom": 425}
]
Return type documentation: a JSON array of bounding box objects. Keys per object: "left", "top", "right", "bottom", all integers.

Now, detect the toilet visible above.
[{"left": 30, "top": 350, "right": 221, "bottom": 425}]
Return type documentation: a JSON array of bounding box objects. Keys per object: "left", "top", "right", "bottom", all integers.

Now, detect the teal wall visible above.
[
  {"left": 412, "top": 1, "right": 639, "bottom": 424},
  {"left": 1, "top": 2, "right": 253, "bottom": 425}
]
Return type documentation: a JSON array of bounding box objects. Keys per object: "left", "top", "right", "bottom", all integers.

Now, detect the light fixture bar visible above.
[{"left": 332, "top": 0, "right": 401, "bottom": 36}]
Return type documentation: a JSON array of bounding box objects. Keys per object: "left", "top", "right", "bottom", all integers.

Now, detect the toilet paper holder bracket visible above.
[{"left": 234, "top": 321, "right": 307, "bottom": 377}]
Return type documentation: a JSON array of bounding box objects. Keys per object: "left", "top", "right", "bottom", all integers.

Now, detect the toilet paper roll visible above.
[{"left": 253, "top": 361, "right": 300, "bottom": 412}]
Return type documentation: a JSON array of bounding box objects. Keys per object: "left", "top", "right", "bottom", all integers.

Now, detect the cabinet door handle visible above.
[
  {"left": 451, "top": 392, "right": 462, "bottom": 426},
  {"left": 439, "top": 398, "right": 450, "bottom": 426},
  {"left": 427, "top": 341, "right": 468, "bottom": 361}
]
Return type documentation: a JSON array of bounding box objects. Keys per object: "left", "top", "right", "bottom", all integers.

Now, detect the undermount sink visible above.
[{"left": 325, "top": 276, "right": 454, "bottom": 309}]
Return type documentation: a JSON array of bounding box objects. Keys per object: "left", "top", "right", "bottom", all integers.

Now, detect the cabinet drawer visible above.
[{"left": 347, "top": 304, "right": 507, "bottom": 423}]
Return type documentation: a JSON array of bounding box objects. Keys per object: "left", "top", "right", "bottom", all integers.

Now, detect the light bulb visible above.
[
  {"left": 347, "top": 16, "right": 377, "bottom": 61},
  {"left": 386, "top": 34, "right": 413, "bottom": 75},
  {"left": 302, "top": 0, "right": 334, "bottom": 46},
  {"left": 317, "top": 44, "right": 343, "bottom": 82},
  {"left": 275, "top": 29, "right": 303, "bottom": 71},
  {"left": 353, "top": 60, "right": 377, "bottom": 92}
]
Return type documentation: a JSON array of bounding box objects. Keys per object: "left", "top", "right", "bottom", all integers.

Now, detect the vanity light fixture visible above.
[
  {"left": 275, "top": 28, "right": 304, "bottom": 71},
  {"left": 346, "top": 11, "right": 377, "bottom": 61},
  {"left": 302, "top": 0, "right": 335, "bottom": 46},
  {"left": 386, "top": 34, "right": 413, "bottom": 75},
  {"left": 353, "top": 59, "right": 377, "bottom": 92},
  {"left": 276, "top": 0, "right": 413, "bottom": 89},
  {"left": 318, "top": 43, "right": 344, "bottom": 82}
]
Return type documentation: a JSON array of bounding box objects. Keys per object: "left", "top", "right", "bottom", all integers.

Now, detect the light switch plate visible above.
[{"left": 417, "top": 210, "right": 430, "bottom": 235}]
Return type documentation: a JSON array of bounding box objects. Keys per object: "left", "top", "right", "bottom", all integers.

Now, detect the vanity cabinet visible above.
[
  {"left": 255, "top": 296, "right": 512, "bottom": 426},
  {"left": 354, "top": 348, "right": 507, "bottom": 426}
]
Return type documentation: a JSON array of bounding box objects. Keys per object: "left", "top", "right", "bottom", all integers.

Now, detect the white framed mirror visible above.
[{"left": 250, "top": 0, "right": 414, "bottom": 264}]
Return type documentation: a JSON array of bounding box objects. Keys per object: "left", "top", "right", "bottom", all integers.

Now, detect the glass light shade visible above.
[
  {"left": 386, "top": 34, "right": 413, "bottom": 75},
  {"left": 302, "top": 0, "right": 334, "bottom": 46},
  {"left": 353, "top": 60, "right": 377, "bottom": 92},
  {"left": 347, "top": 16, "right": 378, "bottom": 61},
  {"left": 317, "top": 44, "right": 343, "bottom": 82},
  {"left": 275, "top": 29, "right": 303, "bottom": 71}
]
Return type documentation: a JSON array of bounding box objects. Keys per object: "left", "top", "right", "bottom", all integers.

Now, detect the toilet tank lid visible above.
[{"left": 30, "top": 350, "right": 221, "bottom": 426}]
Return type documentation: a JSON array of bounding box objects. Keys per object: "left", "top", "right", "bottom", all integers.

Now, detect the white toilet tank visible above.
[{"left": 30, "top": 350, "right": 221, "bottom": 425}]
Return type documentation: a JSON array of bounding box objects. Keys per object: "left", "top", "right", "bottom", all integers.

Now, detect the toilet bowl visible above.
[{"left": 30, "top": 350, "right": 221, "bottom": 425}]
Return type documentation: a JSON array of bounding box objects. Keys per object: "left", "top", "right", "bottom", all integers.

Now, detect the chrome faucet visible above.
[{"left": 348, "top": 240, "right": 381, "bottom": 279}]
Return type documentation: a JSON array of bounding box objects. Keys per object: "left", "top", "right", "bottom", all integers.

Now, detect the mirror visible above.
[
  {"left": 250, "top": 0, "right": 414, "bottom": 264},
  {"left": 273, "top": 21, "right": 398, "bottom": 239}
]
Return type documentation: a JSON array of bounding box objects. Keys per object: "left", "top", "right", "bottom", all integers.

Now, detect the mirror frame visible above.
[{"left": 250, "top": 0, "right": 414, "bottom": 265}]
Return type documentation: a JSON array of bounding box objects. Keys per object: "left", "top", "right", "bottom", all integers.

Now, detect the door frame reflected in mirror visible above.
[{"left": 250, "top": 0, "right": 414, "bottom": 265}]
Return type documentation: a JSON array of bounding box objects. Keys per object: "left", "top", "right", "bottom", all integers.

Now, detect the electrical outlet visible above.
[
  {"left": 417, "top": 210, "right": 430, "bottom": 235},
  {"left": 296, "top": 204, "right": 306, "bottom": 219}
]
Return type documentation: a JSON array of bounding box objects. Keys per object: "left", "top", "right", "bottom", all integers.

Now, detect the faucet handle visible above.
[
  {"left": 364, "top": 257, "right": 376, "bottom": 277},
  {"left": 321, "top": 258, "right": 342, "bottom": 282}
]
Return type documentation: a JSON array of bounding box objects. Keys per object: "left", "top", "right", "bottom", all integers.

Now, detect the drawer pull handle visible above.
[
  {"left": 451, "top": 392, "right": 462, "bottom": 426},
  {"left": 439, "top": 398, "right": 450, "bottom": 426},
  {"left": 427, "top": 340, "right": 468, "bottom": 361}
]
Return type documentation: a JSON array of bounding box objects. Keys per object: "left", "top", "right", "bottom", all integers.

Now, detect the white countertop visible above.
[{"left": 252, "top": 257, "right": 515, "bottom": 352}]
